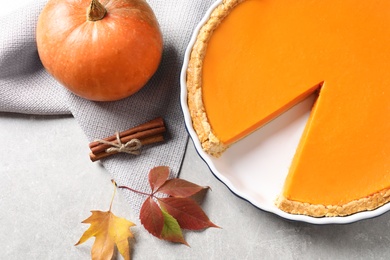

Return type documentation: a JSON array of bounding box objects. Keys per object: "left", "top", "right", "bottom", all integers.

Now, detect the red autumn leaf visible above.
[
  {"left": 119, "top": 165, "right": 220, "bottom": 245},
  {"left": 189, "top": 186, "right": 209, "bottom": 205},
  {"left": 157, "top": 178, "right": 209, "bottom": 198},
  {"left": 160, "top": 208, "right": 188, "bottom": 245},
  {"left": 158, "top": 197, "right": 219, "bottom": 230},
  {"left": 148, "top": 166, "right": 170, "bottom": 193},
  {"left": 140, "top": 197, "right": 164, "bottom": 237}
]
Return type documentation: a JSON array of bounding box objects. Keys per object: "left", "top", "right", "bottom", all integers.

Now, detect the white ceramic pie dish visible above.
[{"left": 179, "top": 0, "right": 390, "bottom": 224}]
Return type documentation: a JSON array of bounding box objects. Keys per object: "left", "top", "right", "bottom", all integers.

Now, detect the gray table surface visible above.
[
  {"left": 1, "top": 112, "right": 390, "bottom": 260},
  {"left": 2, "top": 1, "right": 390, "bottom": 258}
]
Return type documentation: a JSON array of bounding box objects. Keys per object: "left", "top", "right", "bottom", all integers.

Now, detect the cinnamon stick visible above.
[
  {"left": 89, "top": 134, "right": 164, "bottom": 162},
  {"left": 90, "top": 117, "right": 165, "bottom": 153},
  {"left": 89, "top": 117, "right": 165, "bottom": 149},
  {"left": 88, "top": 117, "right": 166, "bottom": 162},
  {"left": 91, "top": 126, "right": 165, "bottom": 155}
]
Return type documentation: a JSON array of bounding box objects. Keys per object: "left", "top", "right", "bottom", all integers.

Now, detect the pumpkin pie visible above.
[{"left": 186, "top": 0, "right": 390, "bottom": 217}]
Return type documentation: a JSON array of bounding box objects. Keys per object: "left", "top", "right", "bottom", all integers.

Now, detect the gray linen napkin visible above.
[{"left": 0, "top": 0, "right": 215, "bottom": 211}]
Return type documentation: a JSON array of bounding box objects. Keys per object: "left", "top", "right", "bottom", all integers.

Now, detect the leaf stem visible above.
[
  {"left": 109, "top": 180, "right": 117, "bottom": 211},
  {"left": 118, "top": 185, "right": 151, "bottom": 197}
]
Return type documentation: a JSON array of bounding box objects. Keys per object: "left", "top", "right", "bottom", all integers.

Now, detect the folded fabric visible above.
[
  {"left": 0, "top": 0, "right": 215, "bottom": 211},
  {"left": 0, "top": 0, "right": 69, "bottom": 115}
]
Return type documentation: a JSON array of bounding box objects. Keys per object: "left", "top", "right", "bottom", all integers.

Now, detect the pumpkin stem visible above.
[{"left": 87, "top": 0, "right": 107, "bottom": 21}]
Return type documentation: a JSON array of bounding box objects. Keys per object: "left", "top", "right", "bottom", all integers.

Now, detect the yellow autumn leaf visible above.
[
  {"left": 75, "top": 210, "right": 135, "bottom": 260},
  {"left": 75, "top": 180, "right": 135, "bottom": 260}
]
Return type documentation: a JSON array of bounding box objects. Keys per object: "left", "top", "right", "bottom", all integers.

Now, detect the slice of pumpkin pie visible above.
[{"left": 186, "top": 0, "right": 390, "bottom": 217}]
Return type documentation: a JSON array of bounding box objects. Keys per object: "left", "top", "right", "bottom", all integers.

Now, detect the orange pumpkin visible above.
[{"left": 36, "top": 0, "right": 163, "bottom": 101}]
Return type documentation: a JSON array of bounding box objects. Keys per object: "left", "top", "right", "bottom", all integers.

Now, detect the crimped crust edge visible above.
[
  {"left": 276, "top": 188, "right": 390, "bottom": 217},
  {"left": 186, "top": 0, "right": 245, "bottom": 157}
]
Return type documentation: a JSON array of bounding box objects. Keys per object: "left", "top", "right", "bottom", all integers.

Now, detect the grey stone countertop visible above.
[{"left": 1, "top": 112, "right": 390, "bottom": 260}]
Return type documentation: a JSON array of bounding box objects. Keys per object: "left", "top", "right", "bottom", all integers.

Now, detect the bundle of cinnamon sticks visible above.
[{"left": 89, "top": 117, "right": 166, "bottom": 162}]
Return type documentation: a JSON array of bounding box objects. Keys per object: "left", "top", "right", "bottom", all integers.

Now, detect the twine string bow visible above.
[{"left": 95, "top": 132, "right": 142, "bottom": 155}]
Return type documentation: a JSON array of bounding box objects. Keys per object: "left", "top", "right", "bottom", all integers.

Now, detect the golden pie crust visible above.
[
  {"left": 276, "top": 189, "right": 390, "bottom": 217},
  {"left": 187, "top": 0, "right": 244, "bottom": 157}
]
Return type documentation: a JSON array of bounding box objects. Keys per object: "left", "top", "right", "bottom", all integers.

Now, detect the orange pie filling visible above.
[{"left": 186, "top": 0, "right": 390, "bottom": 217}]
